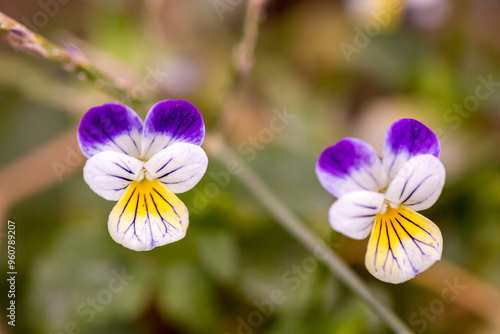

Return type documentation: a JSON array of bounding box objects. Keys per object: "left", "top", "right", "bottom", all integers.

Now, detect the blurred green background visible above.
[{"left": 1, "top": 0, "right": 500, "bottom": 333}]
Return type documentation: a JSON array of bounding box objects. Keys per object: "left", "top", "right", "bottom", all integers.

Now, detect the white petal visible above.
[
  {"left": 329, "top": 191, "right": 385, "bottom": 240},
  {"left": 108, "top": 180, "right": 188, "bottom": 251},
  {"left": 365, "top": 205, "right": 443, "bottom": 284},
  {"left": 83, "top": 151, "right": 143, "bottom": 201},
  {"left": 385, "top": 155, "right": 445, "bottom": 211},
  {"left": 144, "top": 143, "right": 208, "bottom": 194}
]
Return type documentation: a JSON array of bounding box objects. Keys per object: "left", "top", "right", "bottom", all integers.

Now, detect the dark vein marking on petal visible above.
[
  {"left": 117, "top": 187, "right": 137, "bottom": 231},
  {"left": 163, "top": 115, "right": 187, "bottom": 149},
  {"left": 395, "top": 217, "right": 438, "bottom": 258},
  {"left": 158, "top": 165, "right": 187, "bottom": 179},
  {"left": 109, "top": 175, "right": 134, "bottom": 182},
  {"left": 399, "top": 167, "right": 418, "bottom": 200},
  {"left": 144, "top": 194, "right": 155, "bottom": 247},
  {"left": 402, "top": 174, "right": 433, "bottom": 203},
  {"left": 161, "top": 174, "right": 197, "bottom": 185},
  {"left": 390, "top": 219, "right": 417, "bottom": 273},
  {"left": 398, "top": 213, "right": 438, "bottom": 244},
  {"left": 114, "top": 160, "right": 134, "bottom": 174},
  {"left": 355, "top": 203, "right": 378, "bottom": 210},
  {"left": 152, "top": 187, "right": 182, "bottom": 223},
  {"left": 383, "top": 221, "right": 402, "bottom": 274},
  {"left": 149, "top": 193, "right": 169, "bottom": 235},
  {"left": 113, "top": 185, "right": 129, "bottom": 191},
  {"left": 155, "top": 157, "right": 173, "bottom": 173},
  {"left": 144, "top": 136, "right": 157, "bottom": 158},
  {"left": 374, "top": 219, "right": 383, "bottom": 270},
  {"left": 357, "top": 218, "right": 375, "bottom": 232},
  {"left": 382, "top": 221, "right": 391, "bottom": 272},
  {"left": 98, "top": 122, "right": 129, "bottom": 155},
  {"left": 351, "top": 214, "right": 377, "bottom": 218},
  {"left": 128, "top": 132, "right": 139, "bottom": 150},
  {"left": 387, "top": 155, "right": 397, "bottom": 177},
  {"left": 124, "top": 191, "right": 141, "bottom": 242},
  {"left": 173, "top": 117, "right": 197, "bottom": 143}
]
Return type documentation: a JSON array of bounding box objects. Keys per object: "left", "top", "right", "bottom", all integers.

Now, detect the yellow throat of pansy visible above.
[
  {"left": 108, "top": 179, "right": 189, "bottom": 251},
  {"left": 365, "top": 205, "right": 443, "bottom": 283}
]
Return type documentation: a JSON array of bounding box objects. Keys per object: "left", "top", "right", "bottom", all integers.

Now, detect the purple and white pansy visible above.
[
  {"left": 78, "top": 100, "right": 208, "bottom": 251},
  {"left": 316, "top": 119, "right": 445, "bottom": 284}
]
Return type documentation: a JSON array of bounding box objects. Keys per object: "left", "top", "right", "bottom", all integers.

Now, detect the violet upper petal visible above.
[
  {"left": 383, "top": 119, "right": 440, "bottom": 184},
  {"left": 78, "top": 103, "right": 143, "bottom": 158},
  {"left": 316, "top": 138, "right": 386, "bottom": 198},
  {"left": 141, "top": 100, "right": 205, "bottom": 160}
]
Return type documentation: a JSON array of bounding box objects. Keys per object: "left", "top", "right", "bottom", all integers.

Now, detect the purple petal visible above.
[
  {"left": 316, "top": 138, "right": 386, "bottom": 198},
  {"left": 141, "top": 100, "right": 205, "bottom": 160},
  {"left": 383, "top": 119, "right": 440, "bottom": 183},
  {"left": 78, "top": 103, "right": 143, "bottom": 158}
]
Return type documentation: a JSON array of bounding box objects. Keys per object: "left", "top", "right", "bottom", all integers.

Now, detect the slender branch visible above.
[
  {"left": 0, "top": 11, "right": 141, "bottom": 107},
  {"left": 217, "top": 0, "right": 267, "bottom": 128},
  {"left": 232, "top": 0, "right": 267, "bottom": 85},
  {"left": 204, "top": 135, "right": 414, "bottom": 334}
]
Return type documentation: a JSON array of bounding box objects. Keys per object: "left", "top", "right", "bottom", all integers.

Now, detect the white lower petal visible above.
[
  {"left": 83, "top": 151, "right": 143, "bottom": 201},
  {"left": 144, "top": 143, "right": 208, "bottom": 194},
  {"left": 328, "top": 191, "right": 385, "bottom": 240}
]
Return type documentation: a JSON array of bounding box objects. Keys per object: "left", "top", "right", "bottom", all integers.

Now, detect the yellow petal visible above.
[
  {"left": 108, "top": 179, "right": 189, "bottom": 251},
  {"left": 365, "top": 205, "right": 442, "bottom": 284}
]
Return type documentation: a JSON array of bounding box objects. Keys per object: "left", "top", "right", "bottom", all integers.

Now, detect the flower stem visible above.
[
  {"left": 204, "top": 134, "right": 415, "bottom": 334},
  {"left": 0, "top": 11, "right": 141, "bottom": 108},
  {"left": 217, "top": 0, "right": 267, "bottom": 129}
]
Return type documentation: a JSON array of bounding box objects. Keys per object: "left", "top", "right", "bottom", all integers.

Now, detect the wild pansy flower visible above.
[
  {"left": 78, "top": 100, "right": 208, "bottom": 251},
  {"left": 316, "top": 119, "right": 444, "bottom": 283}
]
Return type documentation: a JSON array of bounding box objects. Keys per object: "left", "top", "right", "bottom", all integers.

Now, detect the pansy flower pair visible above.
[{"left": 78, "top": 101, "right": 444, "bottom": 284}]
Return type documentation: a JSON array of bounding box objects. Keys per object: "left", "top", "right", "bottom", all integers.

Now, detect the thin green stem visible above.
[
  {"left": 204, "top": 134, "right": 414, "bottom": 334},
  {"left": 216, "top": 0, "right": 267, "bottom": 129},
  {"left": 0, "top": 11, "right": 142, "bottom": 108}
]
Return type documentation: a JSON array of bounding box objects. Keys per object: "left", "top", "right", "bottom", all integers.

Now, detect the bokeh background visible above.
[{"left": 1, "top": 0, "right": 500, "bottom": 333}]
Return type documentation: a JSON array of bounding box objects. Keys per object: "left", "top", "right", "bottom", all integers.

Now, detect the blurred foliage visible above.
[{"left": 1, "top": 0, "right": 500, "bottom": 333}]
